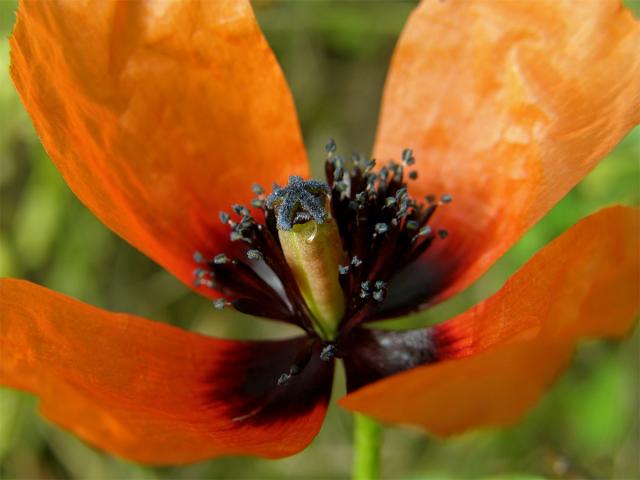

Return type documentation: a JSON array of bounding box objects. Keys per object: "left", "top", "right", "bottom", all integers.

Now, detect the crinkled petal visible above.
[
  {"left": 340, "top": 206, "right": 639, "bottom": 435},
  {"left": 10, "top": 0, "right": 308, "bottom": 296},
  {"left": 374, "top": 0, "right": 640, "bottom": 306},
  {"left": 0, "top": 279, "right": 333, "bottom": 464}
]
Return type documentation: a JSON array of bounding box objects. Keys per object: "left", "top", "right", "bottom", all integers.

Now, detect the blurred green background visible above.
[{"left": 1, "top": 1, "right": 639, "bottom": 479}]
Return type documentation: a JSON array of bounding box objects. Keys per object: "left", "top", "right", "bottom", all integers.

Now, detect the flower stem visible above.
[{"left": 352, "top": 413, "right": 383, "bottom": 480}]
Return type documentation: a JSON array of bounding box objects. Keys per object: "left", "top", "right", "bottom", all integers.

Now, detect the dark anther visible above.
[
  {"left": 441, "top": 194, "right": 453, "bottom": 204},
  {"left": 339, "top": 265, "right": 350, "bottom": 275},
  {"left": 251, "top": 199, "right": 265, "bottom": 209},
  {"left": 320, "top": 344, "right": 336, "bottom": 361},
  {"left": 230, "top": 232, "right": 243, "bottom": 242},
  {"left": 408, "top": 171, "right": 418, "bottom": 180},
  {"left": 335, "top": 182, "right": 348, "bottom": 194},
  {"left": 374, "top": 223, "right": 389, "bottom": 235},
  {"left": 360, "top": 280, "right": 372, "bottom": 299},
  {"left": 232, "top": 204, "right": 250, "bottom": 216},
  {"left": 401, "top": 148, "right": 415, "bottom": 166},
  {"left": 277, "top": 373, "right": 291, "bottom": 386},
  {"left": 219, "top": 211, "right": 230, "bottom": 224},
  {"left": 214, "top": 253, "right": 229, "bottom": 264},
  {"left": 193, "top": 251, "right": 204, "bottom": 263},
  {"left": 438, "top": 229, "right": 449, "bottom": 239},
  {"left": 265, "top": 176, "right": 330, "bottom": 231},
  {"left": 419, "top": 226, "right": 432, "bottom": 237},
  {"left": 351, "top": 256, "right": 363, "bottom": 267},
  {"left": 252, "top": 184, "right": 265, "bottom": 196},
  {"left": 246, "top": 249, "right": 263, "bottom": 261},
  {"left": 395, "top": 188, "right": 407, "bottom": 201},
  {"left": 325, "top": 138, "right": 337, "bottom": 154},
  {"left": 372, "top": 280, "right": 388, "bottom": 303},
  {"left": 277, "top": 358, "right": 309, "bottom": 386},
  {"left": 406, "top": 220, "right": 419, "bottom": 230},
  {"left": 212, "top": 298, "right": 226, "bottom": 310}
]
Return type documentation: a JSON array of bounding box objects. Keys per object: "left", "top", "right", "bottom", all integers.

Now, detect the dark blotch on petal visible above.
[
  {"left": 372, "top": 256, "right": 461, "bottom": 320},
  {"left": 205, "top": 337, "right": 334, "bottom": 425},
  {"left": 342, "top": 327, "right": 438, "bottom": 392}
]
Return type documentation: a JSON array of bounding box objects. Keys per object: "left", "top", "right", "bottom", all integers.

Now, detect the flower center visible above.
[{"left": 193, "top": 140, "right": 451, "bottom": 376}]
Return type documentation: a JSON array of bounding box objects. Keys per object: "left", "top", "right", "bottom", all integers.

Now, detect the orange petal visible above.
[
  {"left": 339, "top": 206, "right": 639, "bottom": 435},
  {"left": 0, "top": 279, "right": 333, "bottom": 464},
  {"left": 10, "top": 0, "right": 307, "bottom": 295},
  {"left": 374, "top": 0, "right": 640, "bottom": 305}
]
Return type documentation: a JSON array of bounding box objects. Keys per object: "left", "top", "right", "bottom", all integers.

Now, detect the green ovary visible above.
[{"left": 278, "top": 219, "right": 346, "bottom": 340}]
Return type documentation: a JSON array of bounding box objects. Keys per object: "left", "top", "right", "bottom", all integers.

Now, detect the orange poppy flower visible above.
[{"left": 2, "top": 0, "right": 639, "bottom": 466}]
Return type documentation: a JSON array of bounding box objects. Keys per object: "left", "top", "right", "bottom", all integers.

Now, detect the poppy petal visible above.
[
  {"left": 10, "top": 0, "right": 308, "bottom": 296},
  {"left": 374, "top": 0, "right": 640, "bottom": 306},
  {"left": 339, "top": 206, "right": 639, "bottom": 435},
  {"left": 0, "top": 279, "right": 333, "bottom": 463}
]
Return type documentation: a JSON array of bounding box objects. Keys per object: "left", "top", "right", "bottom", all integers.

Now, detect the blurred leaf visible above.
[
  {"left": 625, "top": 0, "right": 640, "bottom": 17},
  {"left": 14, "top": 153, "right": 69, "bottom": 270},
  {"left": 0, "top": 388, "right": 22, "bottom": 461},
  {"left": 0, "top": 233, "right": 17, "bottom": 276},
  {"left": 566, "top": 354, "right": 633, "bottom": 455}
]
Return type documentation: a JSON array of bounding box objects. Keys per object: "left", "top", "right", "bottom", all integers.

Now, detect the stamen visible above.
[
  {"left": 325, "top": 137, "right": 337, "bottom": 154},
  {"left": 232, "top": 204, "right": 250, "bottom": 217},
  {"left": 194, "top": 139, "right": 452, "bottom": 344},
  {"left": 277, "top": 373, "right": 291, "bottom": 386},
  {"left": 372, "top": 290, "right": 385, "bottom": 302},
  {"left": 418, "top": 226, "right": 432, "bottom": 237},
  {"left": 374, "top": 223, "right": 389, "bottom": 235},
  {"left": 214, "top": 253, "right": 229, "bottom": 264},
  {"left": 320, "top": 344, "right": 336, "bottom": 361},
  {"left": 219, "top": 212, "right": 230, "bottom": 224},
  {"left": 401, "top": 148, "right": 415, "bottom": 166},
  {"left": 212, "top": 298, "right": 227, "bottom": 310},
  {"left": 406, "top": 220, "right": 419, "bottom": 230},
  {"left": 246, "top": 249, "right": 263, "bottom": 261}
]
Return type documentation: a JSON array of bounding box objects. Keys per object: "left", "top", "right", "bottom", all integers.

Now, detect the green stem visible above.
[{"left": 352, "top": 413, "right": 383, "bottom": 480}]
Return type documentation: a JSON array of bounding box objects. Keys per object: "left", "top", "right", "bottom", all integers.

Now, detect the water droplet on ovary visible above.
[{"left": 306, "top": 222, "right": 318, "bottom": 243}]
